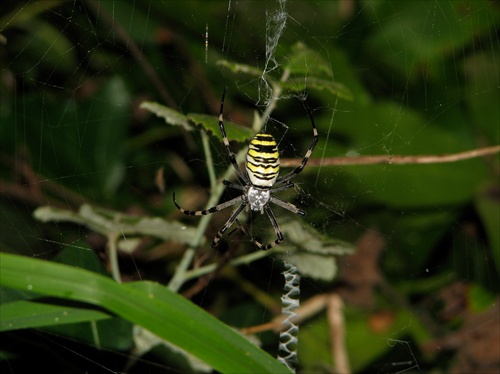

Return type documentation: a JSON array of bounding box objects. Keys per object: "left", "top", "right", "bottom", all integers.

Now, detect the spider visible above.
[{"left": 173, "top": 88, "right": 318, "bottom": 250}]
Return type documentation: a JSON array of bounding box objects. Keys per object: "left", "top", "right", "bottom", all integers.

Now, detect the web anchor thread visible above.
[{"left": 277, "top": 260, "right": 301, "bottom": 372}]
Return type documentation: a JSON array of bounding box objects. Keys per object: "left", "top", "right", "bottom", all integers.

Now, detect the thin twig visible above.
[
  {"left": 327, "top": 294, "right": 350, "bottom": 374},
  {"left": 242, "top": 293, "right": 328, "bottom": 335},
  {"left": 0, "top": 153, "right": 88, "bottom": 209},
  {"left": 281, "top": 144, "right": 500, "bottom": 167}
]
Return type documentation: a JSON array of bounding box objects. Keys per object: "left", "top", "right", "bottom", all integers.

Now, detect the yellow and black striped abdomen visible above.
[{"left": 246, "top": 133, "right": 280, "bottom": 187}]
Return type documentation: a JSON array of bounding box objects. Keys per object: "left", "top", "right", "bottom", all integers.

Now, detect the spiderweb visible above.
[{"left": 1, "top": 1, "right": 499, "bottom": 373}]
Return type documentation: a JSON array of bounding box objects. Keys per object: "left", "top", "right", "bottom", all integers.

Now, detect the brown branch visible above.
[
  {"left": 0, "top": 180, "right": 53, "bottom": 207},
  {"left": 327, "top": 294, "right": 350, "bottom": 374},
  {"left": 241, "top": 293, "right": 329, "bottom": 335},
  {"left": 0, "top": 152, "right": 88, "bottom": 209},
  {"left": 281, "top": 144, "right": 500, "bottom": 167}
]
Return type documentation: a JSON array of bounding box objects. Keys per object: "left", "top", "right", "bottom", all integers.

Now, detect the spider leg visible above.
[
  {"left": 211, "top": 201, "right": 248, "bottom": 247},
  {"left": 252, "top": 205, "right": 284, "bottom": 250},
  {"left": 270, "top": 195, "right": 305, "bottom": 216},
  {"left": 219, "top": 87, "right": 248, "bottom": 183},
  {"left": 269, "top": 181, "right": 294, "bottom": 193},
  {"left": 173, "top": 192, "right": 243, "bottom": 216},
  {"left": 222, "top": 179, "right": 246, "bottom": 191},
  {"left": 276, "top": 99, "right": 318, "bottom": 185}
]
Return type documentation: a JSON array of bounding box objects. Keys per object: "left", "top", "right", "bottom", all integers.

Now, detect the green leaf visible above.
[
  {"left": 286, "top": 42, "right": 332, "bottom": 77},
  {"left": 280, "top": 220, "right": 355, "bottom": 257},
  {"left": 140, "top": 101, "right": 254, "bottom": 143},
  {"left": 365, "top": 0, "right": 500, "bottom": 81},
  {"left": 0, "top": 253, "right": 291, "bottom": 374},
  {"left": 463, "top": 51, "right": 500, "bottom": 145},
  {"left": 87, "top": 77, "right": 131, "bottom": 195},
  {"left": 282, "top": 76, "right": 353, "bottom": 101},
  {"left": 188, "top": 113, "right": 254, "bottom": 143},
  {"left": 383, "top": 209, "right": 458, "bottom": 274},
  {"left": 468, "top": 283, "right": 497, "bottom": 313},
  {"left": 0, "top": 300, "right": 111, "bottom": 332},
  {"left": 0, "top": 1, "right": 62, "bottom": 30},
  {"left": 6, "top": 18, "right": 77, "bottom": 76},
  {"left": 284, "top": 252, "right": 337, "bottom": 282},
  {"left": 132, "top": 326, "right": 212, "bottom": 373},
  {"left": 216, "top": 60, "right": 262, "bottom": 77},
  {"left": 277, "top": 220, "right": 355, "bottom": 281},
  {"left": 217, "top": 43, "right": 353, "bottom": 101},
  {"left": 140, "top": 101, "right": 192, "bottom": 131},
  {"left": 33, "top": 204, "right": 199, "bottom": 244}
]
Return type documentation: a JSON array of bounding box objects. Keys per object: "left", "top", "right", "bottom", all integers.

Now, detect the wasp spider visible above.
[{"left": 173, "top": 88, "right": 318, "bottom": 250}]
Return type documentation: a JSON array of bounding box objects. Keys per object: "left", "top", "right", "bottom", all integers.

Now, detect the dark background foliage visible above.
[{"left": 1, "top": 1, "right": 499, "bottom": 373}]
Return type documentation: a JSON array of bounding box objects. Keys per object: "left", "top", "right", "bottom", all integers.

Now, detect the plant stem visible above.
[
  {"left": 183, "top": 247, "right": 280, "bottom": 281},
  {"left": 201, "top": 130, "right": 217, "bottom": 189},
  {"left": 107, "top": 231, "right": 122, "bottom": 283}
]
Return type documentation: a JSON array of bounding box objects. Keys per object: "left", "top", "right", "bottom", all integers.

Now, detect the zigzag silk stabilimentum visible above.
[{"left": 277, "top": 261, "right": 300, "bottom": 372}]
